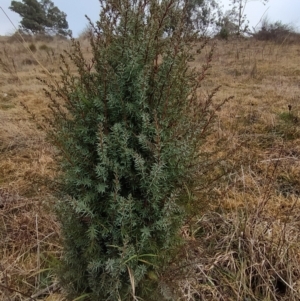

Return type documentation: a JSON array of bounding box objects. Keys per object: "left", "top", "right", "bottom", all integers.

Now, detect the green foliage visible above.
[
  {"left": 186, "top": 0, "right": 221, "bottom": 34},
  {"left": 275, "top": 110, "right": 300, "bottom": 140},
  {"left": 41, "top": 0, "right": 228, "bottom": 300},
  {"left": 217, "top": 0, "right": 268, "bottom": 37},
  {"left": 279, "top": 111, "right": 295, "bottom": 124},
  {"left": 9, "top": 0, "right": 71, "bottom": 36},
  {"left": 219, "top": 27, "right": 229, "bottom": 40}
]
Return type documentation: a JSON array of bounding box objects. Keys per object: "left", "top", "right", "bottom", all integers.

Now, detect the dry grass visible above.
[
  {"left": 0, "top": 33, "right": 300, "bottom": 300},
  {"left": 163, "top": 201, "right": 300, "bottom": 301}
]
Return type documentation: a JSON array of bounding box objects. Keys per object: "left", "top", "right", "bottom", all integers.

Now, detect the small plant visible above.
[
  {"left": 219, "top": 27, "right": 229, "bottom": 40},
  {"left": 28, "top": 43, "right": 37, "bottom": 52},
  {"left": 39, "top": 44, "right": 49, "bottom": 51},
  {"left": 22, "top": 58, "right": 38, "bottom": 65},
  {"left": 40, "top": 0, "right": 229, "bottom": 300},
  {"left": 279, "top": 111, "right": 295, "bottom": 123},
  {"left": 274, "top": 106, "right": 300, "bottom": 140},
  {"left": 279, "top": 105, "right": 298, "bottom": 124}
]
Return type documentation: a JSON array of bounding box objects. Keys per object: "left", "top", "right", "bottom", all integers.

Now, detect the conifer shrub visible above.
[{"left": 41, "top": 0, "right": 229, "bottom": 299}]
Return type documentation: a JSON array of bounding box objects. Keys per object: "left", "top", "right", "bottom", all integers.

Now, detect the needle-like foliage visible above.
[{"left": 42, "top": 0, "right": 227, "bottom": 299}]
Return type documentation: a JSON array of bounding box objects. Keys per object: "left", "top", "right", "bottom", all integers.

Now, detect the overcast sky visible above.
[{"left": 0, "top": 0, "right": 299, "bottom": 37}]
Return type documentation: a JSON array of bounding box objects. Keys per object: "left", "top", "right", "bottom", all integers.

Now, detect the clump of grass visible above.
[
  {"left": 39, "top": 44, "right": 50, "bottom": 51},
  {"left": 162, "top": 202, "right": 300, "bottom": 301},
  {"left": 275, "top": 106, "right": 300, "bottom": 140},
  {"left": 277, "top": 173, "right": 300, "bottom": 197},
  {"left": 278, "top": 113, "right": 297, "bottom": 125},
  {"left": 0, "top": 46, "right": 21, "bottom": 83},
  {"left": 0, "top": 102, "right": 15, "bottom": 110},
  {"left": 22, "top": 58, "right": 38, "bottom": 65},
  {"left": 38, "top": 44, "right": 55, "bottom": 63},
  {"left": 0, "top": 187, "right": 61, "bottom": 301},
  {"left": 28, "top": 43, "right": 37, "bottom": 52}
]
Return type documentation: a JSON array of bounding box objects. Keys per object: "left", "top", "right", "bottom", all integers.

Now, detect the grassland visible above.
[{"left": 1, "top": 34, "right": 300, "bottom": 300}]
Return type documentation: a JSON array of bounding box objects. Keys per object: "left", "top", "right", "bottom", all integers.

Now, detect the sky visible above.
[{"left": 0, "top": 0, "right": 300, "bottom": 37}]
